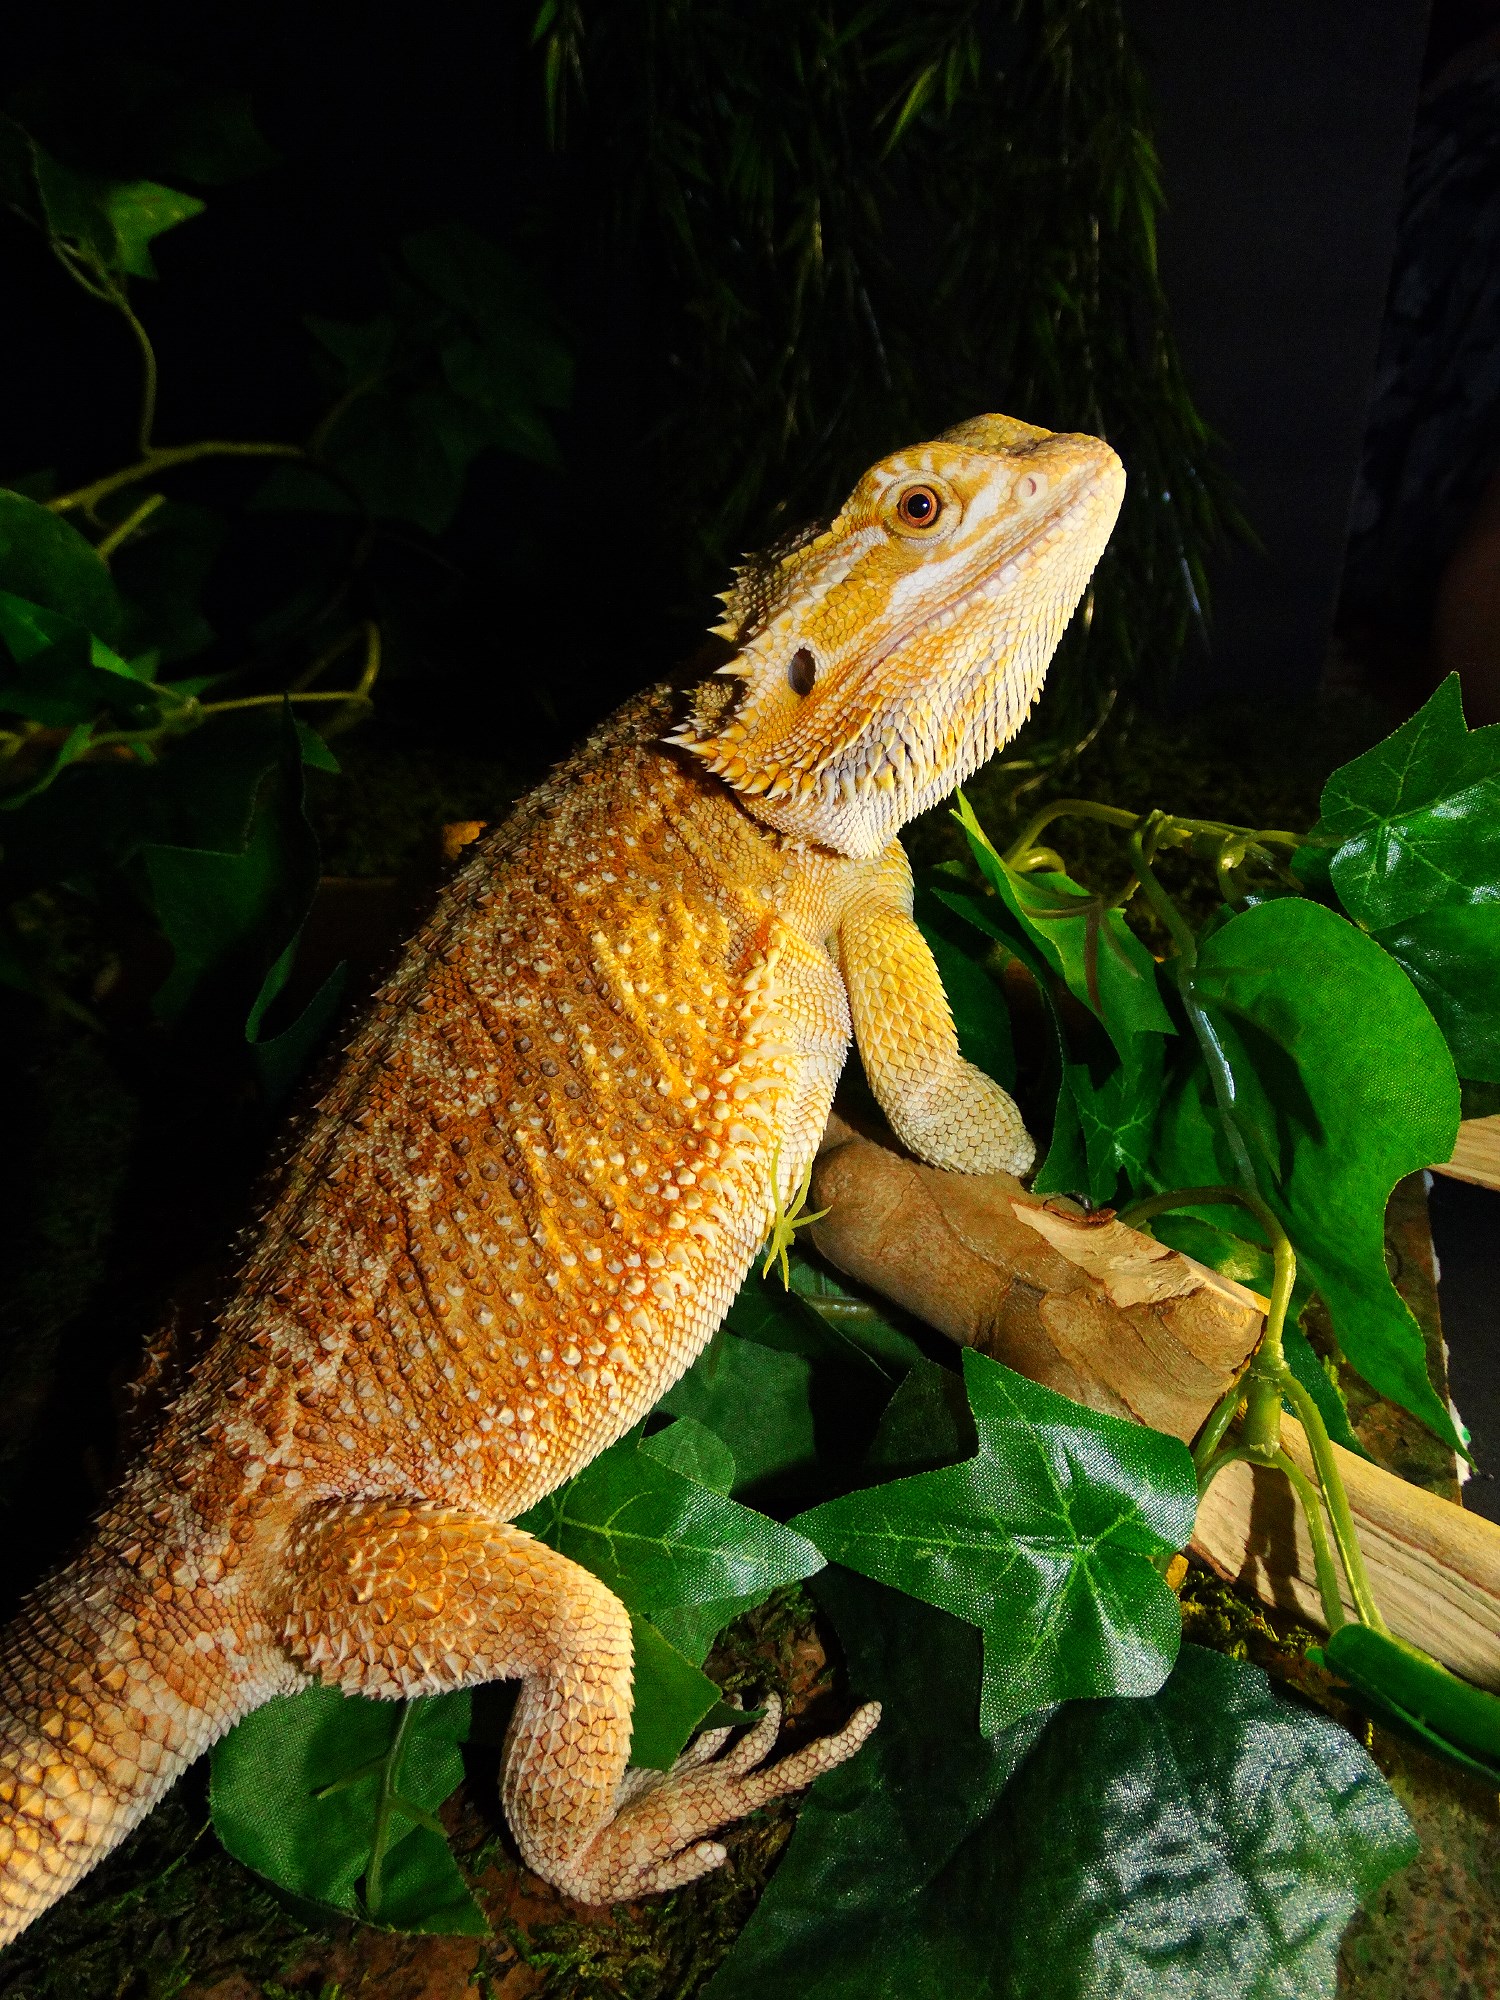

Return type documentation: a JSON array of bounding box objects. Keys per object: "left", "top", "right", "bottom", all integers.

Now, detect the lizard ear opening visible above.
[{"left": 787, "top": 648, "right": 817, "bottom": 697}]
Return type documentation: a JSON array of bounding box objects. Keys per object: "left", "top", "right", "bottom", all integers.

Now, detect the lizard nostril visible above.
[
  {"left": 787, "top": 648, "right": 817, "bottom": 697},
  {"left": 1017, "top": 473, "right": 1044, "bottom": 502}
]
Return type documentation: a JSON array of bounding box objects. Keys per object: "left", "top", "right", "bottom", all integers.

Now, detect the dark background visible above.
[{"left": 1131, "top": 0, "right": 1431, "bottom": 705}]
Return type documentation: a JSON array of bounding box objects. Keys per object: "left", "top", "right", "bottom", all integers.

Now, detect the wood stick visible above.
[
  {"left": 809, "top": 1126, "right": 1263, "bottom": 1442},
  {"left": 1193, "top": 1429, "right": 1500, "bottom": 1690},
  {"left": 810, "top": 1124, "right": 1500, "bottom": 1690},
  {"left": 1435, "top": 1114, "right": 1500, "bottom": 1193}
]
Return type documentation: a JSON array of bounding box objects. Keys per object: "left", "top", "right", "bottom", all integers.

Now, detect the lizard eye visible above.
[{"left": 894, "top": 484, "right": 943, "bottom": 531}]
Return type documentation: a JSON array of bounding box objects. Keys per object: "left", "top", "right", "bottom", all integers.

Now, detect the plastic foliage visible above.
[
  {"left": 0, "top": 71, "right": 568, "bottom": 1056},
  {"left": 795, "top": 1355, "right": 1196, "bottom": 1732},
  {"left": 702, "top": 1373, "right": 1417, "bottom": 2000},
  {"left": 703, "top": 1581, "right": 1417, "bottom": 2000}
]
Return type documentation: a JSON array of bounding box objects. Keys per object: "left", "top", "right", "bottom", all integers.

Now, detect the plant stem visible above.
[
  {"left": 1003, "top": 795, "right": 1307, "bottom": 870},
  {"left": 1190, "top": 1377, "right": 1245, "bottom": 1479},
  {"left": 47, "top": 442, "right": 306, "bottom": 518},
  {"left": 1281, "top": 1372, "right": 1388, "bottom": 1632},
  {"left": 1121, "top": 1182, "right": 1387, "bottom": 1638},
  {"left": 289, "top": 622, "right": 367, "bottom": 692},
  {"left": 95, "top": 491, "right": 166, "bottom": 561},
  {"left": 1125, "top": 814, "right": 1198, "bottom": 967},
  {"left": 200, "top": 689, "right": 372, "bottom": 715},
  {"left": 201, "top": 619, "right": 381, "bottom": 720},
  {"left": 1270, "top": 1446, "right": 1347, "bottom": 1632},
  {"left": 364, "top": 1700, "right": 417, "bottom": 1920},
  {"left": 1003, "top": 795, "right": 1139, "bottom": 862},
  {"left": 1195, "top": 1442, "right": 1256, "bottom": 1499},
  {"left": 119, "top": 295, "right": 160, "bottom": 455},
  {"left": 1009, "top": 843, "right": 1070, "bottom": 875}
]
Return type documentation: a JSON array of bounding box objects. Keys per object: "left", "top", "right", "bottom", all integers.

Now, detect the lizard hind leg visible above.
[{"left": 282, "top": 1498, "right": 880, "bottom": 1903}]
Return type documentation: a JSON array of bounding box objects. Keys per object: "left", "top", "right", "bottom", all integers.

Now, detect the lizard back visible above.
[{"left": 155, "top": 684, "right": 851, "bottom": 1544}]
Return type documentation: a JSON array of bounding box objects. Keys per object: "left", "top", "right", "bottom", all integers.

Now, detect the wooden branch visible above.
[
  {"left": 1434, "top": 1115, "right": 1500, "bottom": 1193},
  {"left": 809, "top": 1126, "right": 1262, "bottom": 1442},
  {"left": 1194, "top": 1427, "right": 1500, "bottom": 1690},
  {"left": 810, "top": 1124, "right": 1500, "bottom": 1690}
]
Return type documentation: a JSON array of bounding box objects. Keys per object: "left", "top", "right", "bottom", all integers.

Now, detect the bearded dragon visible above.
[{"left": 0, "top": 413, "right": 1124, "bottom": 1942}]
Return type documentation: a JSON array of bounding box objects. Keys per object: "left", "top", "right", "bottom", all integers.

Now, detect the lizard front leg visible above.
[
  {"left": 283, "top": 1498, "right": 878, "bottom": 1902},
  {"left": 837, "top": 842, "right": 1035, "bottom": 1176}
]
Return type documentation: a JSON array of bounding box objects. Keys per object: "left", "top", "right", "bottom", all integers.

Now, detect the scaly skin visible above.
[{"left": 0, "top": 412, "right": 1123, "bottom": 1940}]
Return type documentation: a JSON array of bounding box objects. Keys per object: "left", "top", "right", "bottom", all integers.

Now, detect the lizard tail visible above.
[{"left": 0, "top": 1538, "right": 269, "bottom": 1948}]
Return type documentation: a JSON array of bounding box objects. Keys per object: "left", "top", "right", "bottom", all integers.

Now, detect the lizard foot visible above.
[{"left": 553, "top": 1693, "right": 881, "bottom": 1903}]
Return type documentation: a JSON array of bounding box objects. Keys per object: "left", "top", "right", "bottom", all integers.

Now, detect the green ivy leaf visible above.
[
  {"left": 1064, "top": 1029, "right": 1165, "bottom": 1207},
  {"left": 935, "top": 815, "right": 1173, "bottom": 1201},
  {"left": 660, "top": 1325, "right": 820, "bottom": 1497},
  {"left": 1308, "top": 676, "right": 1500, "bottom": 930},
  {"left": 92, "top": 176, "right": 205, "bottom": 279},
  {"left": 1, "top": 119, "right": 203, "bottom": 282},
  {"left": 665, "top": 1260, "right": 919, "bottom": 1515},
  {"left": 308, "top": 310, "right": 398, "bottom": 385},
  {"left": 727, "top": 1259, "right": 921, "bottom": 1382},
  {"left": 1370, "top": 902, "right": 1500, "bottom": 1084},
  {"left": 0, "top": 591, "right": 164, "bottom": 730},
  {"left": 640, "top": 1412, "right": 736, "bottom": 1494},
  {"left": 700, "top": 1572, "right": 1049, "bottom": 2000},
  {"left": 250, "top": 960, "right": 347, "bottom": 1106},
  {"left": 1161, "top": 898, "right": 1461, "bottom": 1444},
  {"left": 516, "top": 1419, "right": 824, "bottom": 1618},
  {"left": 404, "top": 221, "right": 572, "bottom": 415},
  {"left": 142, "top": 707, "right": 319, "bottom": 1025},
  {"left": 954, "top": 791, "right": 1174, "bottom": 1059},
  {"left": 627, "top": 1612, "right": 746, "bottom": 1770},
  {"left": 263, "top": 226, "right": 571, "bottom": 534},
  {"left": 210, "top": 1687, "right": 484, "bottom": 1935},
  {"left": 981, "top": 1643, "right": 1417, "bottom": 1998},
  {"left": 705, "top": 1577, "right": 1414, "bottom": 2000},
  {"left": 0, "top": 489, "right": 122, "bottom": 642},
  {"left": 299, "top": 387, "right": 467, "bottom": 533},
  {"left": 794, "top": 1352, "right": 1196, "bottom": 1732},
  {"left": 787, "top": 1255, "right": 930, "bottom": 1375}
]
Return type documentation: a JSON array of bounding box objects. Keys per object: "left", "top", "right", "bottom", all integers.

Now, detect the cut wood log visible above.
[
  {"left": 1193, "top": 1426, "right": 1500, "bottom": 1691},
  {"left": 1435, "top": 1114, "right": 1500, "bottom": 1193},
  {"left": 808, "top": 1126, "right": 1263, "bottom": 1443},
  {"left": 810, "top": 1122, "right": 1500, "bottom": 1692}
]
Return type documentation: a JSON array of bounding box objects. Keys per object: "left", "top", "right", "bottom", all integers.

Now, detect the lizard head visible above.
[{"left": 669, "top": 413, "right": 1125, "bottom": 858}]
